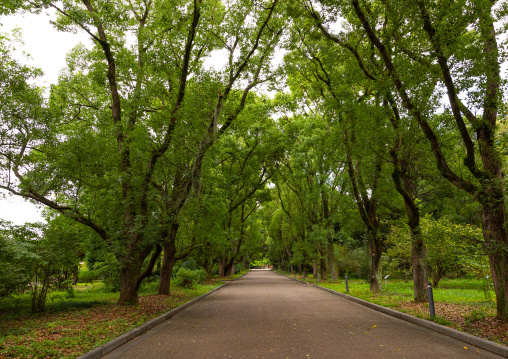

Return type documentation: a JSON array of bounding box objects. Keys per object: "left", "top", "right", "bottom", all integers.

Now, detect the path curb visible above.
[
  {"left": 276, "top": 271, "right": 508, "bottom": 358},
  {"left": 77, "top": 273, "right": 249, "bottom": 359}
]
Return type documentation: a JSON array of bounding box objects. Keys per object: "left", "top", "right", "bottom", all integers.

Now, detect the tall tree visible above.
[
  {"left": 1, "top": 0, "right": 284, "bottom": 304},
  {"left": 347, "top": 0, "right": 508, "bottom": 317}
]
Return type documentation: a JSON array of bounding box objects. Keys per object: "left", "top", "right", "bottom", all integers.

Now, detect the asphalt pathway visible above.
[{"left": 103, "top": 270, "right": 503, "bottom": 359}]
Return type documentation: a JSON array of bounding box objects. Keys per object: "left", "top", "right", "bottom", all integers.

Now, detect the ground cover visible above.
[
  {"left": 0, "top": 271, "right": 247, "bottom": 358},
  {"left": 281, "top": 272, "right": 508, "bottom": 345}
]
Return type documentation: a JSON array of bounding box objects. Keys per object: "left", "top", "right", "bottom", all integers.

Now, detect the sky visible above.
[{"left": 0, "top": 9, "right": 89, "bottom": 224}]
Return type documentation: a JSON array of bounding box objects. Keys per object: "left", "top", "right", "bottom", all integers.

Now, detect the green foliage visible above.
[
  {"left": 336, "top": 245, "right": 370, "bottom": 279},
  {"left": 92, "top": 253, "right": 121, "bottom": 292},
  {"left": 251, "top": 258, "right": 270, "bottom": 267},
  {"left": 0, "top": 222, "right": 37, "bottom": 297},
  {"left": 421, "top": 215, "right": 488, "bottom": 285},
  {"left": 174, "top": 268, "right": 207, "bottom": 289},
  {"left": 385, "top": 225, "right": 412, "bottom": 280},
  {"left": 0, "top": 218, "right": 84, "bottom": 312},
  {"left": 77, "top": 270, "right": 97, "bottom": 285}
]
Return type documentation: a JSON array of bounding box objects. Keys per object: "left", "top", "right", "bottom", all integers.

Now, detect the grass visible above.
[
  {"left": 0, "top": 270, "right": 249, "bottom": 358},
  {"left": 281, "top": 272, "right": 493, "bottom": 304},
  {"left": 278, "top": 271, "right": 508, "bottom": 345}
]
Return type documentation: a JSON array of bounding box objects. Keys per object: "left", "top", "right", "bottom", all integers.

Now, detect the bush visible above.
[
  {"left": 337, "top": 245, "right": 370, "bottom": 279},
  {"left": 93, "top": 253, "right": 121, "bottom": 292},
  {"left": 77, "top": 270, "right": 96, "bottom": 284},
  {"left": 0, "top": 240, "right": 33, "bottom": 297},
  {"left": 174, "top": 268, "right": 207, "bottom": 288},
  {"left": 181, "top": 259, "right": 198, "bottom": 271}
]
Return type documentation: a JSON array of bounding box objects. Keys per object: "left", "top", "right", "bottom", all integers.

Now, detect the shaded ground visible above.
[
  {"left": 398, "top": 301, "right": 508, "bottom": 344},
  {"left": 103, "top": 270, "right": 504, "bottom": 359},
  {"left": 0, "top": 283, "right": 223, "bottom": 358}
]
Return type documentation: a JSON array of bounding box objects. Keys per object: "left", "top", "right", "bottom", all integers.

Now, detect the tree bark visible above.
[
  {"left": 482, "top": 201, "right": 508, "bottom": 317},
  {"left": 118, "top": 255, "right": 143, "bottom": 305},
  {"left": 71, "top": 266, "right": 79, "bottom": 286},
  {"left": 389, "top": 137, "right": 428, "bottom": 302},
  {"left": 322, "top": 188, "right": 337, "bottom": 281},
  {"left": 367, "top": 228, "right": 382, "bottom": 292},
  {"left": 327, "top": 239, "right": 338, "bottom": 281},
  {"left": 219, "top": 258, "right": 227, "bottom": 277},
  {"left": 158, "top": 221, "right": 180, "bottom": 295},
  {"left": 319, "top": 250, "right": 327, "bottom": 281},
  {"left": 411, "top": 226, "right": 427, "bottom": 302}
]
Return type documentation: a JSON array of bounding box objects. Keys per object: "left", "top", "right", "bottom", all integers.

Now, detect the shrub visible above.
[
  {"left": 77, "top": 270, "right": 96, "bottom": 284},
  {"left": 337, "top": 245, "right": 370, "bottom": 279},
  {"left": 181, "top": 259, "right": 198, "bottom": 271},
  {"left": 174, "top": 268, "right": 207, "bottom": 288},
  {"left": 93, "top": 253, "right": 121, "bottom": 292}
]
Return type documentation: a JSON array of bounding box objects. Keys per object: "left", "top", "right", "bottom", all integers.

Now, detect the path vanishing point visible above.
[{"left": 102, "top": 270, "right": 504, "bottom": 359}]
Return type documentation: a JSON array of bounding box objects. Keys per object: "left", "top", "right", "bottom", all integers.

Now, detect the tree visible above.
[
  {"left": 0, "top": 220, "right": 36, "bottom": 298},
  {"left": 1, "top": 0, "right": 284, "bottom": 304},
  {"left": 204, "top": 97, "right": 277, "bottom": 276},
  {"left": 421, "top": 215, "right": 486, "bottom": 287},
  {"left": 346, "top": 0, "right": 508, "bottom": 317},
  {"left": 291, "top": 0, "right": 508, "bottom": 316}
]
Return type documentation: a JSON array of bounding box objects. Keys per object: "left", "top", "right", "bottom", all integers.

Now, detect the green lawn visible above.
[{"left": 281, "top": 272, "right": 494, "bottom": 306}]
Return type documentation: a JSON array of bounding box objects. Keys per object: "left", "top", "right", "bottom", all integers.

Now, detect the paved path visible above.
[{"left": 103, "top": 270, "right": 502, "bottom": 359}]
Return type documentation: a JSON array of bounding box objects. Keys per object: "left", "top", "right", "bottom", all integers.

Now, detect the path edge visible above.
[
  {"left": 77, "top": 272, "right": 249, "bottom": 359},
  {"left": 276, "top": 271, "right": 508, "bottom": 358}
]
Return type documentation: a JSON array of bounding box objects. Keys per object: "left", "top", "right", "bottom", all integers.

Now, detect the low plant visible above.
[
  {"left": 464, "top": 309, "right": 487, "bottom": 325},
  {"left": 174, "top": 268, "right": 207, "bottom": 288}
]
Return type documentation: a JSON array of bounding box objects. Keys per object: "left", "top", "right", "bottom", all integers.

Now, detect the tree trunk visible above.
[
  {"left": 411, "top": 226, "right": 428, "bottom": 302},
  {"left": 482, "top": 201, "right": 508, "bottom": 317},
  {"left": 368, "top": 229, "right": 382, "bottom": 292},
  {"left": 321, "top": 188, "right": 337, "bottom": 281},
  {"left": 397, "top": 157, "right": 428, "bottom": 302},
  {"left": 327, "top": 239, "right": 338, "bottom": 281},
  {"left": 71, "top": 266, "right": 79, "bottom": 286},
  {"left": 158, "top": 221, "right": 180, "bottom": 295},
  {"left": 430, "top": 264, "right": 446, "bottom": 288},
  {"left": 158, "top": 242, "right": 177, "bottom": 295},
  {"left": 118, "top": 257, "right": 143, "bottom": 305},
  {"left": 319, "top": 256, "right": 327, "bottom": 281},
  {"left": 219, "top": 258, "right": 227, "bottom": 277}
]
